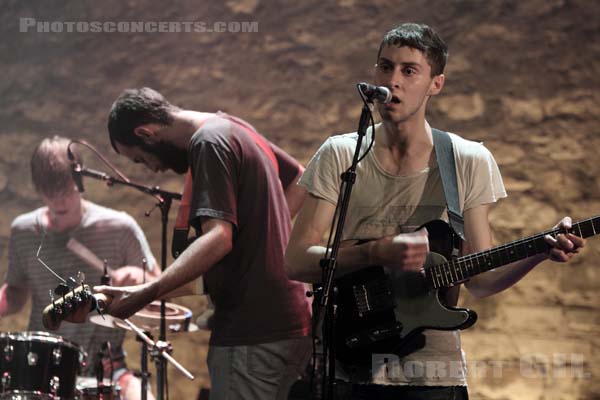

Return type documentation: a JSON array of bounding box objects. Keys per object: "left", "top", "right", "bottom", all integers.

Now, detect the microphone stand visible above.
[
  {"left": 79, "top": 166, "right": 185, "bottom": 400},
  {"left": 317, "top": 91, "right": 375, "bottom": 400},
  {"left": 140, "top": 258, "right": 149, "bottom": 400}
]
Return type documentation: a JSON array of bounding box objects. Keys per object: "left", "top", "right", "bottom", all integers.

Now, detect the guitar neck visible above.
[{"left": 426, "top": 216, "right": 600, "bottom": 289}]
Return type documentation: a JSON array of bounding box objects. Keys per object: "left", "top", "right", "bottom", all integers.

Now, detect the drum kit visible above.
[
  {"left": 2, "top": 140, "right": 216, "bottom": 399},
  {"left": 0, "top": 301, "right": 198, "bottom": 400}
]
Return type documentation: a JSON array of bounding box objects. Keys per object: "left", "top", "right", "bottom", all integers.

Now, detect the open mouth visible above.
[{"left": 391, "top": 96, "right": 401, "bottom": 104}]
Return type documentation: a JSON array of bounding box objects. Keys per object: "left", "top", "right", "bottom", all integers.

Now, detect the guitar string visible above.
[{"left": 426, "top": 217, "right": 599, "bottom": 289}]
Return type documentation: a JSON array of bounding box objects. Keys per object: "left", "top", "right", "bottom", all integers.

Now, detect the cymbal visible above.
[{"left": 89, "top": 301, "right": 198, "bottom": 333}]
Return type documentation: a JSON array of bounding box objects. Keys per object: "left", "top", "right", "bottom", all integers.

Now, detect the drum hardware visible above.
[
  {"left": 26, "top": 352, "right": 37, "bottom": 366},
  {"left": 0, "top": 331, "right": 85, "bottom": 399},
  {"left": 75, "top": 376, "right": 121, "bottom": 400},
  {"left": 49, "top": 376, "right": 60, "bottom": 396},
  {"left": 0, "top": 391, "right": 53, "bottom": 399},
  {"left": 2, "top": 345, "right": 13, "bottom": 362},
  {"left": 1, "top": 371, "right": 11, "bottom": 390},
  {"left": 79, "top": 351, "right": 86, "bottom": 369},
  {"left": 121, "top": 318, "right": 194, "bottom": 381},
  {"left": 52, "top": 348, "right": 62, "bottom": 365}
]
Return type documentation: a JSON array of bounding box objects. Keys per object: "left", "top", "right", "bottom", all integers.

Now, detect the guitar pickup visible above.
[
  {"left": 345, "top": 321, "right": 403, "bottom": 349},
  {"left": 367, "top": 322, "right": 403, "bottom": 342}
]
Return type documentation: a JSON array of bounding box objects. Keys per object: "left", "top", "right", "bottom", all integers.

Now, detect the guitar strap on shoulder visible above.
[{"left": 432, "top": 128, "right": 465, "bottom": 241}]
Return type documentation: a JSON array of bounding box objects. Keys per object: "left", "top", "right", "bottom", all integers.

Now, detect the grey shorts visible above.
[{"left": 207, "top": 336, "right": 312, "bottom": 400}]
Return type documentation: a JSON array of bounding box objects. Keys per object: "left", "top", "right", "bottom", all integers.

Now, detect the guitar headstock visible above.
[{"left": 42, "top": 282, "right": 97, "bottom": 330}]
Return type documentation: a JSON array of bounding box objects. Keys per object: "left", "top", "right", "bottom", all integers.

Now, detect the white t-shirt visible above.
[{"left": 299, "top": 123, "right": 507, "bottom": 386}]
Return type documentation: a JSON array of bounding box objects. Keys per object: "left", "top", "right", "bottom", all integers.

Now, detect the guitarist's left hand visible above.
[{"left": 544, "top": 216, "right": 586, "bottom": 262}]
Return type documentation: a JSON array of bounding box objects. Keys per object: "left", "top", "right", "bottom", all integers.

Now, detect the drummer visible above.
[{"left": 0, "top": 136, "right": 159, "bottom": 400}]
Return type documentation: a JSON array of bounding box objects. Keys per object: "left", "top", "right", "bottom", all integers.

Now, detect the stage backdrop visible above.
[{"left": 1, "top": 1, "right": 599, "bottom": 399}]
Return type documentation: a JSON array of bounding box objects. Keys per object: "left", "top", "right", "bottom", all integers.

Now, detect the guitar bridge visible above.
[{"left": 352, "top": 277, "right": 395, "bottom": 317}]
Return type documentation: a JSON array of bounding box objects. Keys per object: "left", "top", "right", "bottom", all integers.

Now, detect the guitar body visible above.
[{"left": 334, "top": 220, "right": 477, "bottom": 366}]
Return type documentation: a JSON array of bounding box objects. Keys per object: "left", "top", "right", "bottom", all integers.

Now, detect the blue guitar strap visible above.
[{"left": 432, "top": 128, "right": 466, "bottom": 241}]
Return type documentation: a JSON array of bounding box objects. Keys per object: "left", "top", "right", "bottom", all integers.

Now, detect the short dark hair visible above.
[
  {"left": 377, "top": 23, "right": 448, "bottom": 76},
  {"left": 107, "top": 87, "right": 177, "bottom": 152},
  {"left": 30, "top": 136, "right": 78, "bottom": 196}
]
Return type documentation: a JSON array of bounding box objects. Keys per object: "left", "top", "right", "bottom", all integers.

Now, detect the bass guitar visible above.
[{"left": 42, "top": 282, "right": 111, "bottom": 330}]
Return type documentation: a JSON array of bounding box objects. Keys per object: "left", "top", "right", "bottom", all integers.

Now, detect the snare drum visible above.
[
  {"left": 75, "top": 377, "right": 120, "bottom": 400},
  {"left": 0, "top": 332, "right": 85, "bottom": 399}
]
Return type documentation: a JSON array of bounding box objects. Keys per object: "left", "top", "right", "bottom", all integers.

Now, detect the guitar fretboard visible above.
[{"left": 425, "top": 216, "right": 600, "bottom": 289}]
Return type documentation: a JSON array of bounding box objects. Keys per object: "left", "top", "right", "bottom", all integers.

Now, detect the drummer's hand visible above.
[
  {"left": 111, "top": 266, "right": 152, "bottom": 286},
  {"left": 94, "top": 281, "right": 158, "bottom": 320}
]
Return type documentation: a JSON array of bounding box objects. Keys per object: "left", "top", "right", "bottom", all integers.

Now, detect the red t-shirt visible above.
[{"left": 188, "top": 113, "right": 311, "bottom": 345}]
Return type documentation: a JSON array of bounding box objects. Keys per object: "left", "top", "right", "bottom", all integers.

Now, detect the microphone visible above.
[
  {"left": 67, "top": 147, "right": 85, "bottom": 193},
  {"left": 358, "top": 82, "right": 393, "bottom": 103}
]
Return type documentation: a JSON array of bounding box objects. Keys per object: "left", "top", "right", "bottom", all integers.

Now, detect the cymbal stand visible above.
[
  {"left": 123, "top": 318, "right": 194, "bottom": 381},
  {"left": 68, "top": 147, "right": 185, "bottom": 399}
]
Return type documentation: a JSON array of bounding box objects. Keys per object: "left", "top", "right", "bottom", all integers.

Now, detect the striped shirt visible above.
[{"left": 6, "top": 201, "right": 156, "bottom": 374}]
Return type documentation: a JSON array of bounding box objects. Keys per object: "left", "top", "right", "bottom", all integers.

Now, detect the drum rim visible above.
[
  {"left": 78, "top": 385, "right": 120, "bottom": 394},
  {"left": 76, "top": 376, "right": 121, "bottom": 389},
  {"left": 0, "top": 331, "right": 84, "bottom": 352},
  {"left": 0, "top": 388, "right": 56, "bottom": 399}
]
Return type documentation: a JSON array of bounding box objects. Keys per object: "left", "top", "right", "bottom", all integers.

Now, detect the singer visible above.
[
  {"left": 284, "top": 23, "right": 585, "bottom": 399},
  {"left": 0, "top": 136, "right": 159, "bottom": 400}
]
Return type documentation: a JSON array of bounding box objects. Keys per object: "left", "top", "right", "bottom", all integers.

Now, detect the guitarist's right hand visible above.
[
  {"left": 94, "top": 281, "right": 158, "bottom": 320},
  {"left": 365, "top": 227, "right": 429, "bottom": 272}
]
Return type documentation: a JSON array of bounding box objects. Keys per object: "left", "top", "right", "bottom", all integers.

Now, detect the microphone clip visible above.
[{"left": 358, "top": 82, "right": 393, "bottom": 104}]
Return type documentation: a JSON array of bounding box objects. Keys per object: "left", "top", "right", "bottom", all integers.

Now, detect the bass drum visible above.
[{"left": 0, "top": 331, "right": 85, "bottom": 399}]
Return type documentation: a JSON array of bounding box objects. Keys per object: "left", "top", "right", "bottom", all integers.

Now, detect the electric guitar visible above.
[{"left": 334, "top": 216, "right": 599, "bottom": 366}]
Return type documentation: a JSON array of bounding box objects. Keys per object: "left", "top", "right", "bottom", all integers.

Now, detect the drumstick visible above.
[{"left": 66, "top": 238, "right": 114, "bottom": 275}]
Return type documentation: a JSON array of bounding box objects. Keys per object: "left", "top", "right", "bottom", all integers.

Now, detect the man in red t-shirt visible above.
[{"left": 98, "top": 87, "right": 312, "bottom": 399}]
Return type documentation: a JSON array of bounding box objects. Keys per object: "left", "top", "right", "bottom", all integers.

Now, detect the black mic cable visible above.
[{"left": 67, "top": 145, "right": 85, "bottom": 193}]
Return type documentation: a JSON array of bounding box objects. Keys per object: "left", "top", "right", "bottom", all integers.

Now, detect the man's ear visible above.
[
  {"left": 133, "top": 125, "right": 159, "bottom": 145},
  {"left": 428, "top": 74, "right": 445, "bottom": 96}
]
